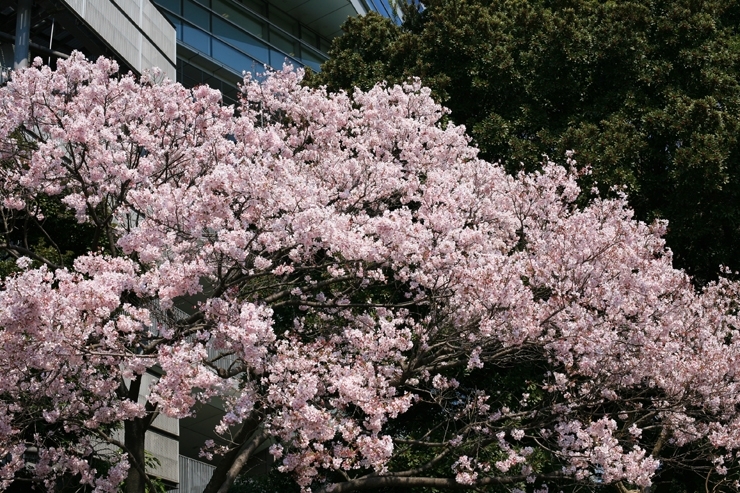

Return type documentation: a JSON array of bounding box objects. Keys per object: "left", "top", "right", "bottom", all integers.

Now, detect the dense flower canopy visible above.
[{"left": 1, "top": 54, "right": 740, "bottom": 493}]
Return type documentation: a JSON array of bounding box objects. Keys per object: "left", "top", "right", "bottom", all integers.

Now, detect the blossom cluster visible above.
[{"left": 1, "top": 53, "right": 740, "bottom": 492}]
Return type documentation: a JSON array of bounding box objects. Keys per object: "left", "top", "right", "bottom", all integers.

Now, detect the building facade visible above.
[
  {"left": 1, "top": 1, "right": 396, "bottom": 491},
  {"left": 0, "top": 0, "right": 177, "bottom": 82},
  {"left": 153, "top": 0, "right": 400, "bottom": 104},
  {"left": 1, "top": 0, "right": 398, "bottom": 100}
]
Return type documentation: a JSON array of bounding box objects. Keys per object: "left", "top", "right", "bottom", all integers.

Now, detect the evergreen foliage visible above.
[{"left": 309, "top": 0, "right": 740, "bottom": 283}]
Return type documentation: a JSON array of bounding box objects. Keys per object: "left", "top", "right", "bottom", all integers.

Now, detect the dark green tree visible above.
[{"left": 308, "top": 0, "right": 740, "bottom": 284}]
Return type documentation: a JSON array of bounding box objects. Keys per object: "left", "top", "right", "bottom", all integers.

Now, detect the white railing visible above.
[{"left": 169, "top": 455, "right": 216, "bottom": 493}]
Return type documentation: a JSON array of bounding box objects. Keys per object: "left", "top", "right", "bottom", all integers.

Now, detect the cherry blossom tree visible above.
[{"left": 2, "top": 53, "right": 740, "bottom": 493}]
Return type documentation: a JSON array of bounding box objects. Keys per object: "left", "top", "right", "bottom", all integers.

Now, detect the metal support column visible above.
[{"left": 14, "top": 0, "right": 33, "bottom": 70}]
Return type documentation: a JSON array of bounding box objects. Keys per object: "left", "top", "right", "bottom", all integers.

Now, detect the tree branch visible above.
[{"left": 315, "top": 473, "right": 566, "bottom": 493}]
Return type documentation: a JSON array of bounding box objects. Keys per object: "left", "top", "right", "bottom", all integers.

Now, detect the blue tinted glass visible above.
[
  {"left": 367, "top": 0, "right": 402, "bottom": 22},
  {"left": 212, "top": 39, "right": 261, "bottom": 73},
  {"left": 182, "top": 23, "right": 211, "bottom": 55},
  {"left": 242, "top": 36, "right": 269, "bottom": 65},
  {"left": 158, "top": 0, "right": 181, "bottom": 14},
  {"left": 212, "top": 17, "right": 268, "bottom": 63},
  {"left": 212, "top": 0, "right": 264, "bottom": 37},
  {"left": 268, "top": 49, "right": 301, "bottom": 70},
  {"left": 301, "top": 50, "right": 323, "bottom": 72},
  {"left": 303, "top": 59, "right": 320, "bottom": 72},
  {"left": 183, "top": 0, "right": 209, "bottom": 30},
  {"left": 269, "top": 48, "right": 287, "bottom": 69},
  {"left": 268, "top": 29, "right": 295, "bottom": 56}
]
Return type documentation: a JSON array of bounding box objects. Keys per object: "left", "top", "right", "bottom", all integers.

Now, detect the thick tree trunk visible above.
[
  {"left": 213, "top": 429, "right": 268, "bottom": 493},
  {"left": 124, "top": 416, "right": 147, "bottom": 493},
  {"left": 121, "top": 373, "right": 153, "bottom": 493},
  {"left": 202, "top": 416, "right": 265, "bottom": 493}
]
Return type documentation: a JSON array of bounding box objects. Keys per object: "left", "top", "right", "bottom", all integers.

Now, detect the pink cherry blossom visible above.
[{"left": 2, "top": 53, "right": 740, "bottom": 493}]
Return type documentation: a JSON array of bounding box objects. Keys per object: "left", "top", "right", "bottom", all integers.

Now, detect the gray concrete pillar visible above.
[{"left": 14, "top": 0, "right": 33, "bottom": 70}]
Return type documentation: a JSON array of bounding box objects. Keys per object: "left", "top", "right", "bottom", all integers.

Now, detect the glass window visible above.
[
  {"left": 268, "top": 8, "right": 298, "bottom": 37},
  {"left": 203, "top": 74, "right": 223, "bottom": 92},
  {"left": 300, "top": 29, "right": 317, "bottom": 50},
  {"left": 319, "top": 37, "right": 331, "bottom": 54},
  {"left": 235, "top": 0, "right": 266, "bottom": 17},
  {"left": 213, "top": 17, "right": 268, "bottom": 63},
  {"left": 157, "top": 0, "right": 181, "bottom": 14},
  {"left": 242, "top": 36, "right": 269, "bottom": 66},
  {"left": 182, "top": 23, "right": 211, "bottom": 55},
  {"left": 213, "top": 39, "right": 261, "bottom": 73},
  {"left": 302, "top": 50, "right": 323, "bottom": 72},
  {"left": 212, "top": 17, "right": 241, "bottom": 46},
  {"left": 181, "top": 61, "right": 205, "bottom": 87},
  {"left": 268, "top": 29, "right": 295, "bottom": 57},
  {"left": 269, "top": 48, "right": 300, "bottom": 69},
  {"left": 303, "top": 59, "right": 321, "bottom": 72},
  {"left": 368, "top": 0, "right": 395, "bottom": 17},
  {"left": 212, "top": 0, "right": 264, "bottom": 38},
  {"left": 183, "top": 0, "right": 210, "bottom": 30},
  {"left": 223, "top": 85, "right": 239, "bottom": 105}
]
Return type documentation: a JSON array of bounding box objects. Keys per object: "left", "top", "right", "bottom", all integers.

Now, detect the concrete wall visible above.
[{"left": 63, "top": 0, "right": 176, "bottom": 79}]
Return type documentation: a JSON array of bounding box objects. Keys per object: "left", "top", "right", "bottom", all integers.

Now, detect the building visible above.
[
  {"left": 153, "top": 0, "right": 400, "bottom": 104},
  {"left": 0, "top": 0, "right": 399, "bottom": 101},
  {"left": 1, "top": 1, "right": 397, "bottom": 491},
  {"left": 0, "top": 0, "right": 177, "bottom": 83}
]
